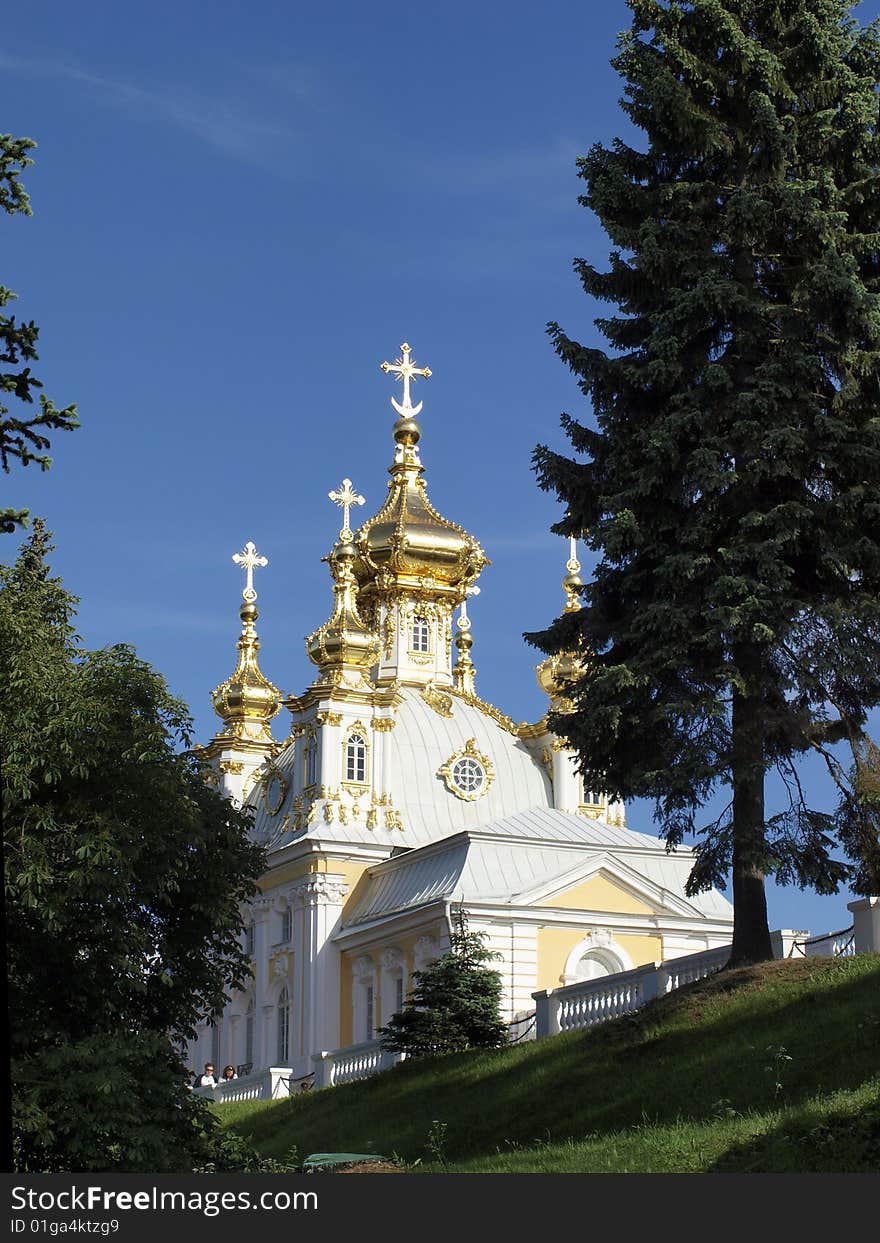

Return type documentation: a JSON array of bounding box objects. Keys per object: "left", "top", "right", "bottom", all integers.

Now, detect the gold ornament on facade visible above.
[
  {"left": 536, "top": 537, "right": 593, "bottom": 708},
  {"left": 452, "top": 585, "right": 479, "bottom": 696},
  {"left": 421, "top": 681, "right": 454, "bottom": 718},
  {"left": 449, "top": 687, "right": 518, "bottom": 736},
  {"left": 259, "top": 762, "right": 288, "bottom": 816},
  {"left": 438, "top": 738, "right": 496, "bottom": 802},
  {"left": 370, "top": 716, "right": 396, "bottom": 731}
]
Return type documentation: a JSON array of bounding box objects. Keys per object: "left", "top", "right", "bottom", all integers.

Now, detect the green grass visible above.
[{"left": 219, "top": 955, "right": 880, "bottom": 1173}]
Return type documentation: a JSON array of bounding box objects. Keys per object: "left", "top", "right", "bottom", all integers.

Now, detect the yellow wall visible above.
[
  {"left": 258, "top": 854, "right": 370, "bottom": 894},
  {"left": 536, "top": 926, "right": 662, "bottom": 992},
  {"left": 543, "top": 872, "right": 653, "bottom": 915},
  {"left": 339, "top": 919, "right": 447, "bottom": 1045}
]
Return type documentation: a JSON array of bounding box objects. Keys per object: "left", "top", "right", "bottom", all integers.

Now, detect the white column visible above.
[
  {"left": 551, "top": 744, "right": 580, "bottom": 812},
  {"left": 226, "top": 1014, "right": 241, "bottom": 1068},
  {"left": 848, "top": 897, "right": 880, "bottom": 953},
  {"left": 261, "top": 1004, "right": 274, "bottom": 1067},
  {"left": 252, "top": 901, "right": 271, "bottom": 1069},
  {"left": 379, "top": 947, "right": 404, "bottom": 1028},
  {"left": 294, "top": 875, "right": 348, "bottom": 1059}
]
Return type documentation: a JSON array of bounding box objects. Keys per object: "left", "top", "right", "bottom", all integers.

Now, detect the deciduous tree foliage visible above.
[
  {"left": 379, "top": 910, "right": 507, "bottom": 1056},
  {"left": 529, "top": 0, "right": 880, "bottom": 964},
  {"left": 0, "top": 135, "right": 78, "bottom": 534},
  {"left": 2, "top": 524, "right": 266, "bottom": 1170}
]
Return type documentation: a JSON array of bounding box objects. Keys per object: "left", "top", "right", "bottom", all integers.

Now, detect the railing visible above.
[
  {"left": 194, "top": 1066, "right": 294, "bottom": 1104},
  {"left": 791, "top": 926, "right": 856, "bottom": 959},
  {"left": 312, "top": 1040, "right": 405, "bottom": 1089},
  {"left": 534, "top": 945, "right": 743, "bottom": 1039},
  {"left": 659, "top": 943, "right": 732, "bottom": 991},
  {"left": 536, "top": 960, "right": 664, "bottom": 1038},
  {"left": 507, "top": 1011, "right": 537, "bottom": 1043}
]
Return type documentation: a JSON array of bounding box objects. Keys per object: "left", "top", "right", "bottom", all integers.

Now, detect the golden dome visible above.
[
  {"left": 536, "top": 537, "right": 591, "bottom": 707},
  {"left": 536, "top": 648, "right": 590, "bottom": 704},
  {"left": 212, "top": 599, "right": 282, "bottom": 740},
  {"left": 353, "top": 415, "right": 488, "bottom": 602},
  {"left": 306, "top": 540, "right": 380, "bottom": 672}
]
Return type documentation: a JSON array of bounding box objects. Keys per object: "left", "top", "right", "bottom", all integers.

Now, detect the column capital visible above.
[{"left": 289, "top": 873, "right": 349, "bottom": 906}]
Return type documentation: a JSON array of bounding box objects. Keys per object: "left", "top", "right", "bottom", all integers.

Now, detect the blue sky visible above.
[{"left": 4, "top": 0, "right": 879, "bottom": 939}]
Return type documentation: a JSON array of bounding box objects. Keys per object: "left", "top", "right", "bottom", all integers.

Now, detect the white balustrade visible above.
[
  {"left": 535, "top": 945, "right": 732, "bottom": 1038},
  {"left": 556, "top": 961, "right": 660, "bottom": 1033},
  {"left": 657, "top": 944, "right": 731, "bottom": 992},
  {"left": 312, "top": 1039, "right": 405, "bottom": 1089},
  {"left": 194, "top": 1066, "right": 294, "bottom": 1104}
]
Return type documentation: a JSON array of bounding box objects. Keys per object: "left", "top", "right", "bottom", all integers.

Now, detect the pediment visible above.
[{"left": 512, "top": 852, "right": 705, "bottom": 920}]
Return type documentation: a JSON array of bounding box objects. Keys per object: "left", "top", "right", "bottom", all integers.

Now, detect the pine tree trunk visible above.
[{"left": 729, "top": 645, "right": 773, "bottom": 965}]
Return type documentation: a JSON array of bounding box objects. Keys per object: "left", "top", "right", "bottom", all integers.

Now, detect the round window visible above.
[
  {"left": 264, "top": 772, "right": 287, "bottom": 815},
  {"left": 452, "top": 756, "right": 485, "bottom": 795}
]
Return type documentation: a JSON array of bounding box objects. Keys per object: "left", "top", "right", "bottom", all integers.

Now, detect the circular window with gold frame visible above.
[
  {"left": 438, "top": 738, "right": 494, "bottom": 801},
  {"left": 262, "top": 765, "right": 288, "bottom": 816}
]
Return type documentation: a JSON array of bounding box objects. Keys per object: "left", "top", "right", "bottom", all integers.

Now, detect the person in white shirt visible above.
[
  {"left": 193, "top": 1062, "right": 217, "bottom": 1088},
  {"left": 221, "top": 1065, "right": 238, "bottom": 1082}
]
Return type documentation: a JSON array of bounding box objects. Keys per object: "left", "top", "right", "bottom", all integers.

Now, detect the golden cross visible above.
[
  {"left": 380, "top": 341, "right": 432, "bottom": 417},
  {"left": 328, "top": 477, "right": 365, "bottom": 541},
  {"left": 232, "top": 541, "right": 268, "bottom": 603}
]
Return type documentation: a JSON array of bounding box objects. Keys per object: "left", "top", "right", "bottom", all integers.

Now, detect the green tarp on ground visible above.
[{"left": 302, "top": 1152, "right": 388, "bottom": 1170}]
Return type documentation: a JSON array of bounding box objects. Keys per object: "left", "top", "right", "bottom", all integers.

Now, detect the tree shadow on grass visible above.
[
  {"left": 223, "top": 958, "right": 880, "bottom": 1165},
  {"left": 709, "top": 1091, "right": 880, "bottom": 1173}
]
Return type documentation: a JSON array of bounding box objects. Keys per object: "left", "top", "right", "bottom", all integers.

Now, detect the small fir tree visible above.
[
  {"left": 530, "top": 0, "right": 880, "bottom": 965},
  {"left": 379, "top": 910, "right": 508, "bottom": 1056}
]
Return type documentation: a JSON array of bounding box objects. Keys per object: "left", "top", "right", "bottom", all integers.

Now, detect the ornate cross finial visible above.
[
  {"left": 380, "top": 341, "right": 432, "bottom": 417},
  {"left": 232, "top": 540, "right": 268, "bottom": 603},
  {"left": 328, "top": 477, "right": 366, "bottom": 541},
  {"left": 566, "top": 536, "right": 580, "bottom": 574}
]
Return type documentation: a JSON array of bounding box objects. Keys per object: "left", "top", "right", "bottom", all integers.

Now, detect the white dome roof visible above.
[
  {"left": 247, "top": 684, "right": 553, "bottom": 850},
  {"left": 386, "top": 686, "right": 551, "bottom": 845}
]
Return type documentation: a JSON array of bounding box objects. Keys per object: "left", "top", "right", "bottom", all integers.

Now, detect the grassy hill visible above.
[{"left": 219, "top": 955, "right": 880, "bottom": 1173}]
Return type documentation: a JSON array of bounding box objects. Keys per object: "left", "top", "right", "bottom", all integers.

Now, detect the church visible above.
[{"left": 188, "top": 342, "right": 734, "bottom": 1086}]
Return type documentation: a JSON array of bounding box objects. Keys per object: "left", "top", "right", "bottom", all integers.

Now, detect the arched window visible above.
[
  {"left": 411, "top": 615, "right": 430, "bottom": 653},
  {"left": 304, "top": 734, "right": 318, "bottom": 787},
  {"left": 562, "top": 935, "right": 632, "bottom": 986},
  {"left": 276, "top": 985, "right": 290, "bottom": 1064},
  {"left": 345, "top": 733, "right": 367, "bottom": 784}
]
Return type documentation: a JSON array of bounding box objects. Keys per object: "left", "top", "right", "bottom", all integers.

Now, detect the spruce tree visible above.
[
  {"left": 530, "top": 0, "right": 880, "bottom": 964},
  {"left": 379, "top": 910, "right": 507, "bottom": 1056}
]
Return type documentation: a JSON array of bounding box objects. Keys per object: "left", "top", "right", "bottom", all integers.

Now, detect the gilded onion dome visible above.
[
  {"left": 212, "top": 542, "right": 282, "bottom": 740},
  {"left": 536, "top": 537, "right": 592, "bottom": 707},
  {"left": 352, "top": 343, "right": 488, "bottom": 605},
  {"left": 307, "top": 480, "right": 380, "bottom": 672}
]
